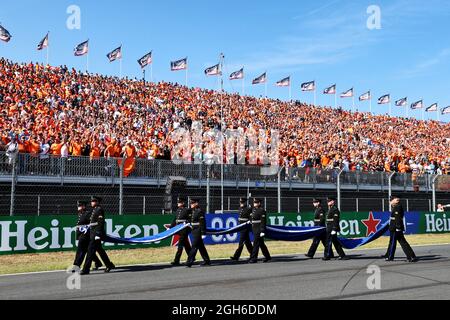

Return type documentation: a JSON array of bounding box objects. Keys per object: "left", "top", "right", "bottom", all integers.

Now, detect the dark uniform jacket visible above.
[
  {"left": 238, "top": 206, "right": 252, "bottom": 223},
  {"left": 251, "top": 207, "right": 267, "bottom": 234},
  {"left": 90, "top": 206, "right": 106, "bottom": 239},
  {"left": 326, "top": 205, "right": 341, "bottom": 232},
  {"left": 313, "top": 206, "right": 326, "bottom": 227},
  {"left": 190, "top": 207, "right": 206, "bottom": 234},
  {"left": 389, "top": 204, "right": 405, "bottom": 232},
  {"left": 76, "top": 210, "right": 92, "bottom": 240},
  {"left": 170, "top": 207, "right": 191, "bottom": 228}
]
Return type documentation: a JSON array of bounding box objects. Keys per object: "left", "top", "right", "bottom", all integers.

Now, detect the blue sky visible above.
[{"left": 1, "top": 0, "right": 449, "bottom": 121}]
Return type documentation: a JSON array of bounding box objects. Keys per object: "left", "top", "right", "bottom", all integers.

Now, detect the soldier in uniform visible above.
[
  {"left": 80, "top": 196, "right": 116, "bottom": 275},
  {"left": 249, "top": 198, "right": 271, "bottom": 264},
  {"left": 170, "top": 197, "right": 192, "bottom": 266},
  {"left": 73, "top": 201, "right": 103, "bottom": 270},
  {"left": 323, "top": 197, "right": 348, "bottom": 261},
  {"left": 230, "top": 198, "right": 253, "bottom": 261},
  {"left": 186, "top": 198, "right": 211, "bottom": 268},
  {"left": 385, "top": 196, "right": 418, "bottom": 262},
  {"left": 305, "top": 198, "right": 334, "bottom": 259}
]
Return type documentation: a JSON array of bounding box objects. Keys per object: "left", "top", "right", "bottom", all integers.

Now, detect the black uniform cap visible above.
[
  {"left": 77, "top": 201, "right": 87, "bottom": 207},
  {"left": 239, "top": 198, "right": 248, "bottom": 203},
  {"left": 390, "top": 195, "right": 401, "bottom": 201},
  {"left": 190, "top": 198, "right": 200, "bottom": 204},
  {"left": 327, "top": 197, "right": 337, "bottom": 202},
  {"left": 312, "top": 198, "right": 322, "bottom": 203},
  {"left": 177, "top": 197, "right": 187, "bottom": 203},
  {"left": 91, "top": 196, "right": 102, "bottom": 203},
  {"left": 253, "top": 198, "right": 262, "bottom": 204}
]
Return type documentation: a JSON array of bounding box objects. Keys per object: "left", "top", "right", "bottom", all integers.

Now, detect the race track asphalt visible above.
[{"left": 1, "top": 245, "right": 449, "bottom": 300}]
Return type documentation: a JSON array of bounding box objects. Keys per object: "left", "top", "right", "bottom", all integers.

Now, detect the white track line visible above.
[{"left": 1, "top": 242, "right": 449, "bottom": 278}]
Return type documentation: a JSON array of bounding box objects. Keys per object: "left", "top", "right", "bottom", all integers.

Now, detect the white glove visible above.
[
  {"left": 396, "top": 229, "right": 401, "bottom": 232},
  {"left": 95, "top": 236, "right": 101, "bottom": 241},
  {"left": 201, "top": 235, "right": 207, "bottom": 240},
  {"left": 260, "top": 233, "right": 265, "bottom": 237},
  {"left": 331, "top": 231, "right": 337, "bottom": 236}
]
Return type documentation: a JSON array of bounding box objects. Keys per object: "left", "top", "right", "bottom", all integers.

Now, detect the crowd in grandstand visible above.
[{"left": 0, "top": 58, "right": 449, "bottom": 175}]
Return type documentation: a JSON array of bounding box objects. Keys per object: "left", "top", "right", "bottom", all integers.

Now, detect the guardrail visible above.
[{"left": 0, "top": 152, "right": 447, "bottom": 215}]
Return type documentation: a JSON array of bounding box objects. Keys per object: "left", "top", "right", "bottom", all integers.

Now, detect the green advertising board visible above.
[{"left": 1, "top": 211, "right": 449, "bottom": 255}]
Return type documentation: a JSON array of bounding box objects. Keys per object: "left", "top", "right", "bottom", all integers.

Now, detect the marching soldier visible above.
[
  {"left": 249, "top": 198, "right": 271, "bottom": 264},
  {"left": 385, "top": 196, "right": 418, "bottom": 262},
  {"left": 81, "top": 196, "right": 115, "bottom": 275},
  {"left": 305, "top": 198, "right": 334, "bottom": 259},
  {"left": 323, "top": 197, "right": 348, "bottom": 261},
  {"left": 230, "top": 198, "right": 253, "bottom": 261},
  {"left": 73, "top": 201, "right": 103, "bottom": 270},
  {"left": 170, "top": 197, "right": 192, "bottom": 266},
  {"left": 186, "top": 198, "right": 211, "bottom": 268}
]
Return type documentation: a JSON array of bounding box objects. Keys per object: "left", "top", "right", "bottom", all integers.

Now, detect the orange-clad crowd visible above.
[{"left": 1, "top": 58, "right": 449, "bottom": 175}]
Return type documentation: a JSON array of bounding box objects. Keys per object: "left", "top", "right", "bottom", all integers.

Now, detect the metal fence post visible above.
[
  {"left": 432, "top": 175, "right": 439, "bottom": 212},
  {"left": 37, "top": 195, "right": 41, "bottom": 216},
  {"left": 337, "top": 168, "right": 344, "bottom": 211},
  {"left": 119, "top": 157, "right": 124, "bottom": 216},
  {"left": 298, "top": 197, "right": 300, "bottom": 214},
  {"left": 388, "top": 172, "right": 395, "bottom": 211},
  {"left": 10, "top": 156, "right": 17, "bottom": 217},
  {"left": 143, "top": 196, "right": 146, "bottom": 215},
  {"left": 206, "top": 165, "right": 211, "bottom": 214},
  {"left": 356, "top": 198, "right": 359, "bottom": 213},
  {"left": 406, "top": 199, "right": 410, "bottom": 212},
  {"left": 277, "top": 167, "right": 282, "bottom": 214}
]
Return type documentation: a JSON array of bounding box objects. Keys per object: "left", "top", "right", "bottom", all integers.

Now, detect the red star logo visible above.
[{"left": 362, "top": 212, "right": 381, "bottom": 237}]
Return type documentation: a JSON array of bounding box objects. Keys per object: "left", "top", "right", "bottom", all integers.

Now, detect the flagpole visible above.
[
  {"left": 264, "top": 73, "right": 268, "bottom": 98},
  {"left": 334, "top": 92, "right": 337, "bottom": 109},
  {"left": 119, "top": 58, "right": 122, "bottom": 78},
  {"left": 352, "top": 95, "right": 355, "bottom": 113},
  {"left": 46, "top": 33, "right": 49, "bottom": 66},
  {"left": 389, "top": 100, "right": 392, "bottom": 116},
  {"left": 242, "top": 77, "right": 245, "bottom": 96},
  {"left": 185, "top": 67, "right": 188, "bottom": 87},
  {"left": 86, "top": 52, "right": 89, "bottom": 73},
  {"left": 314, "top": 88, "right": 317, "bottom": 106},
  {"left": 289, "top": 81, "right": 292, "bottom": 101},
  {"left": 370, "top": 94, "right": 372, "bottom": 114},
  {"left": 150, "top": 63, "right": 153, "bottom": 83}
]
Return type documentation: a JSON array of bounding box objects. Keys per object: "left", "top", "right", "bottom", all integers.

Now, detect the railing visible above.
[{"left": 0, "top": 152, "right": 448, "bottom": 216}]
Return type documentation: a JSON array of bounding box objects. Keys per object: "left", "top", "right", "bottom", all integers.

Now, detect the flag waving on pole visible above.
[
  {"left": 37, "top": 32, "right": 49, "bottom": 50},
  {"left": 0, "top": 24, "right": 12, "bottom": 42},
  {"left": 411, "top": 100, "right": 423, "bottom": 110},
  {"left": 378, "top": 94, "right": 390, "bottom": 105},
  {"left": 323, "top": 84, "right": 336, "bottom": 94},
  {"left": 229, "top": 68, "right": 244, "bottom": 80},
  {"left": 340, "top": 88, "right": 354, "bottom": 98},
  {"left": 107, "top": 46, "right": 122, "bottom": 62},
  {"left": 74, "top": 40, "right": 89, "bottom": 56},
  {"left": 138, "top": 51, "right": 152, "bottom": 69},
  {"left": 204, "top": 63, "right": 221, "bottom": 76},
  {"left": 442, "top": 106, "right": 450, "bottom": 115},
  {"left": 171, "top": 58, "right": 188, "bottom": 71},
  {"left": 276, "top": 77, "right": 290, "bottom": 87},
  {"left": 426, "top": 103, "right": 438, "bottom": 112},
  {"left": 359, "top": 91, "right": 371, "bottom": 101},
  {"left": 252, "top": 72, "right": 267, "bottom": 85},
  {"left": 301, "top": 81, "right": 315, "bottom": 91},
  {"left": 395, "top": 97, "right": 407, "bottom": 107}
]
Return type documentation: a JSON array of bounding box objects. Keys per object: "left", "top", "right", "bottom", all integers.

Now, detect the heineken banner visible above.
[{"left": 0, "top": 212, "right": 449, "bottom": 255}]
